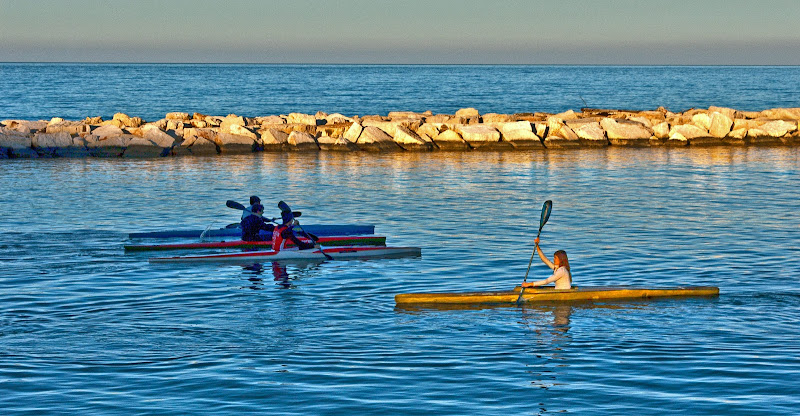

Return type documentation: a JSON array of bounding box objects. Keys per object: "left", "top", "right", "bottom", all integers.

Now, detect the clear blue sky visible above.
[{"left": 2, "top": 0, "right": 800, "bottom": 64}]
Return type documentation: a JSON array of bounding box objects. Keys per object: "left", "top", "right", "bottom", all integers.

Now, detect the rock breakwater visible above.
[{"left": 2, "top": 107, "right": 799, "bottom": 158}]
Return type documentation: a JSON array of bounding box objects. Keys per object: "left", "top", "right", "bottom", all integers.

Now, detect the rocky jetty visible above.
[{"left": 1, "top": 107, "right": 799, "bottom": 158}]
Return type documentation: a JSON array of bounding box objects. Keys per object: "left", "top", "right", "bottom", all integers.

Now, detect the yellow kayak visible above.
[{"left": 395, "top": 286, "right": 719, "bottom": 305}]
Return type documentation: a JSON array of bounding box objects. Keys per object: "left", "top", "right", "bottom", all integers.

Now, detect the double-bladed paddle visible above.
[
  {"left": 516, "top": 200, "right": 553, "bottom": 305},
  {"left": 226, "top": 200, "right": 301, "bottom": 219}
]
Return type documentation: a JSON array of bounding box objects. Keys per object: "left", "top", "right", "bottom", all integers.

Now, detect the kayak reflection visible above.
[{"left": 239, "top": 261, "right": 324, "bottom": 290}]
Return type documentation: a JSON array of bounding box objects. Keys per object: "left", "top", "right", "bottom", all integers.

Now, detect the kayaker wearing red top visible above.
[
  {"left": 272, "top": 205, "right": 317, "bottom": 251},
  {"left": 240, "top": 204, "right": 275, "bottom": 242},
  {"left": 521, "top": 237, "right": 572, "bottom": 289}
]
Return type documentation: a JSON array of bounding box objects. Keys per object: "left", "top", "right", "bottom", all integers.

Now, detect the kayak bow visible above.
[{"left": 395, "top": 286, "right": 719, "bottom": 305}]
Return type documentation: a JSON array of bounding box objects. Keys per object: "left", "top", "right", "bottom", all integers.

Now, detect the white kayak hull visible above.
[{"left": 150, "top": 246, "right": 421, "bottom": 263}]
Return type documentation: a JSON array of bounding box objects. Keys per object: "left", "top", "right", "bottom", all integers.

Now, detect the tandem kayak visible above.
[
  {"left": 395, "top": 286, "right": 719, "bottom": 306},
  {"left": 129, "top": 224, "right": 375, "bottom": 239},
  {"left": 150, "top": 246, "right": 422, "bottom": 263},
  {"left": 125, "top": 235, "right": 387, "bottom": 252}
]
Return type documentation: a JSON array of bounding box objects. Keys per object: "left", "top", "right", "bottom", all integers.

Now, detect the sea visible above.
[{"left": 0, "top": 64, "right": 799, "bottom": 415}]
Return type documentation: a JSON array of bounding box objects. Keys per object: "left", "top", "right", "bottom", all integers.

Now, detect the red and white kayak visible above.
[
  {"left": 125, "top": 235, "right": 386, "bottom": 252},
  {"left": 149, "top": 246, "right": 422, "bottom": 263}
]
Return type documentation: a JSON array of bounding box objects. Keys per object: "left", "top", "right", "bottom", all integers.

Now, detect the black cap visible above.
[{"left": 250, "top": 196, "right": 261, "bottom": 205}]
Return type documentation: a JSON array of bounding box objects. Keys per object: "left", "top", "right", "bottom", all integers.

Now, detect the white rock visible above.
[
  {"left": 455, "top": 124, "right": 501, "bottom": 144},
  {"left": 343, "top": 122, "right": 363, "bottom": 142},
  {"left": 288, "top": 131, "right": 318, "bottom": 146},
  {"left": 455, "top": 108, "right": 480, "bottom": 118},
  {"left": 708, "top": 112, "right": 733, "bottom": 138},
  {"left": 141, "top": 124, "right": 177, "bottom": 148},
  {"left": 600, "top": 118, "right": 652, "bottom": 140},
  {"left": 287, "top": 113, "right": 317, "bottom": 125},
  {"left": 652, "top": 122, "right": 670, "bottom": 139},
  {"left": 33, "top": 132, "right": 73, "bottom": 148},
  {"left": 759, "top": 120, "right": 797, "bottom": 137},
  {"left": 572, "top": 122, "right": 606, "bottom": 142},
  {"left": 261, "top": 129, "right": 289, "bottom": 145},
  {"left": 691, "top": 113, "right": 712, "bottom": 131},
  {"left": 668, "top": 124, "right": 709, "bottom": 140},
  {"left": 394, "top": 126, "right": 431, "bottom": 145}
]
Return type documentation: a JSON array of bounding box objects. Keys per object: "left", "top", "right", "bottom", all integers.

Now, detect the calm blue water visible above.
[
  {"left": 1, "top": 64, "right": 800, "bottom": 120},
  {"left": 1, "top": 65, "right": 800, "bottom": 415}
]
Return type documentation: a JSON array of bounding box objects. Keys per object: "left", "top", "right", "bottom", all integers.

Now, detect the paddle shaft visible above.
[{"left": 516, "top": 201, "right": 552, "bottom": 305}]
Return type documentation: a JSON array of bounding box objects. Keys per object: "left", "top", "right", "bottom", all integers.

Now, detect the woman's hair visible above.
[{"left": 554, "top": 250, "right": 570, "bottom": 271}]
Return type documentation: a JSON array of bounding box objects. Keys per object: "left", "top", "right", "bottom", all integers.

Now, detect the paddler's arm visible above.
[{"left": 535, "top": 237, "right": 555, "bottom": 270}]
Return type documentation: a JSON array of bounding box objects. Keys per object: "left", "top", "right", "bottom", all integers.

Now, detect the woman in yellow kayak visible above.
[{"left": 521, "top": 237, "right": 572, "bottom": 289}]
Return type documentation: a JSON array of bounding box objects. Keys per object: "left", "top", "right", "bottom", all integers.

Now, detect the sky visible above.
[{"left": 2, "top": 0, "right": 800, "bottom": 64}]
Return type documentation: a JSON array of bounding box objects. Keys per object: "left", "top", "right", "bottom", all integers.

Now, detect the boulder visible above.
[
  {"left": 220, "top": 115, "right": 246, "bottom": 132},
  {"left": 455, "top": 108, "right": 480, "bottom": 118},
  {"left": 496, "top": 121, "right": 544, "bottom": 148},
  {"left": 482, "top": 113, "right": 515, "bottom": 123},
  {"left": 217, "top": 133, "right": 258, "bottom": 153},
  {"left": 708, "top": 112, "right": 733, "bottom": 138},
  {"left": 113, "top": 113, "right": 143, "bottom": 128},
  {"left": 394, "top": 125, "right": 434, "bottom": 151},
  {"left": 343, "top": 122, "right": 364, "bottom": 143},
  {"left": 432, "top": 129, "right": 469, "bottom": 150},
  {"left": 287, "top": 131, "right": 320, "bottom": 151},
  {"left": 758, "top": 120, "right": 797, "bottom": 136},
  {"left": 45, "top": 120, "right": 90, "bottom": 135},
  {"left": 124, "top": 137, "right": 171, "bottom": 158},
  {"left": 455, "top": 124, "right": 501, "bottom": 149},
  {"left": 90, "top": 124, "right": 125, "bottom": 140},
  {"left": 357, "top": 126, "right": 403, "bottom": 151},
  {"left": 547, "top": 117, "right": 580, "bottom": 141},
  {"left": 166, "top": 112, "right": 190, "bottom": 121},
  {"left": 652, "top": 122, "right": 670, "bottom": 139},
  {"left": 0, "top": 130, "right": 37, "bottom": 158},
  {"left": 570, "top": 121, "right": 607, "bottom": 145},
  {"left": 182, "top": 128, "right": 219, "bottom": 155},
  {"left": 669, "top": 124, "right": 709, "bottom": 140},
  {"left": 417, "top": 123, "right": 441, "bottom": 140},
  {"left": 32, "top": 131, "right": 89, "bottom": 157},
  {"left": 85, "top": 133, "right": 134, "bottom": 157},
  {"left": 424, "top": 114, "right": 451, "bottom": 124},
  {"left": 691, "top": 113, "right": 712, "bottom": 131},
  {"left": 317, "top": 135, "right": 359, "bottom": 151},
  {"left": 256, "top": 115, "right": 286, "bottom": 125},
  {"left": 287, "top": 113, "right": 317, "bottom": 125},
  {"left": 708, "top": 106, "right": 737, "bottom": 120},
  {"left": 601, "top": 118, "right": 653, "bottom": 146},
  {"left": 260, "top": 128, "right": 289, "bottom": 151},
  {"left": 666, "top": 132, "right": 689, "bottom": 147},
  {"left": 362, "top": 120, "right": 403, "bottom": 137},
  {"left": 746, "top": 120, "right": 798, "bottom": 145},
  {"left": 760, "top": 108, "right": 800, "bottom": 120},
  {"left": 1, "top": 120, "right": 47, "bottom": 134}
]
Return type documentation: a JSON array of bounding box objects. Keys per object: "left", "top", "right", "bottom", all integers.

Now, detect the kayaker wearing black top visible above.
[
  {"left": 240, "top": 204, "right": 275, "bottom": 241},
  {"left": 241, "top": 195, "right": 261, "bottom": 220},
  {"left": 271, "top": 206, "right": 317, "bottom": 251}
]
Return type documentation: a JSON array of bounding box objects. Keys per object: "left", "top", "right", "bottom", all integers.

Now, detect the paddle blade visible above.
[
  {"left": 539, "top": 200, "right": 552, "bottom": 231},
  {"left": 226, "top": 200, "right": 246, "bottom": 210},
  {"left": 278, "top": 200, "right": 291, "bottom": 213}
]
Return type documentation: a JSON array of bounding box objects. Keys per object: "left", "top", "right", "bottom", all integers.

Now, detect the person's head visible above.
[
  {"left": 553, "top": 250, "right": 569, "bottom": 270},
  {"left": 250, "top": 196, "right": 261, "bottom": 205},
  {"left": 281, "top": 210, "right": 294, "bottom": 225},
  {"left": 251, "top": 203, "right": 264, "bottom": 216}
]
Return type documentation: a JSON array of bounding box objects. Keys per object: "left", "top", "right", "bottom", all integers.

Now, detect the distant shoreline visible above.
[{"left": 2, "top": 106, "right": 798, "bottom": 158}]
